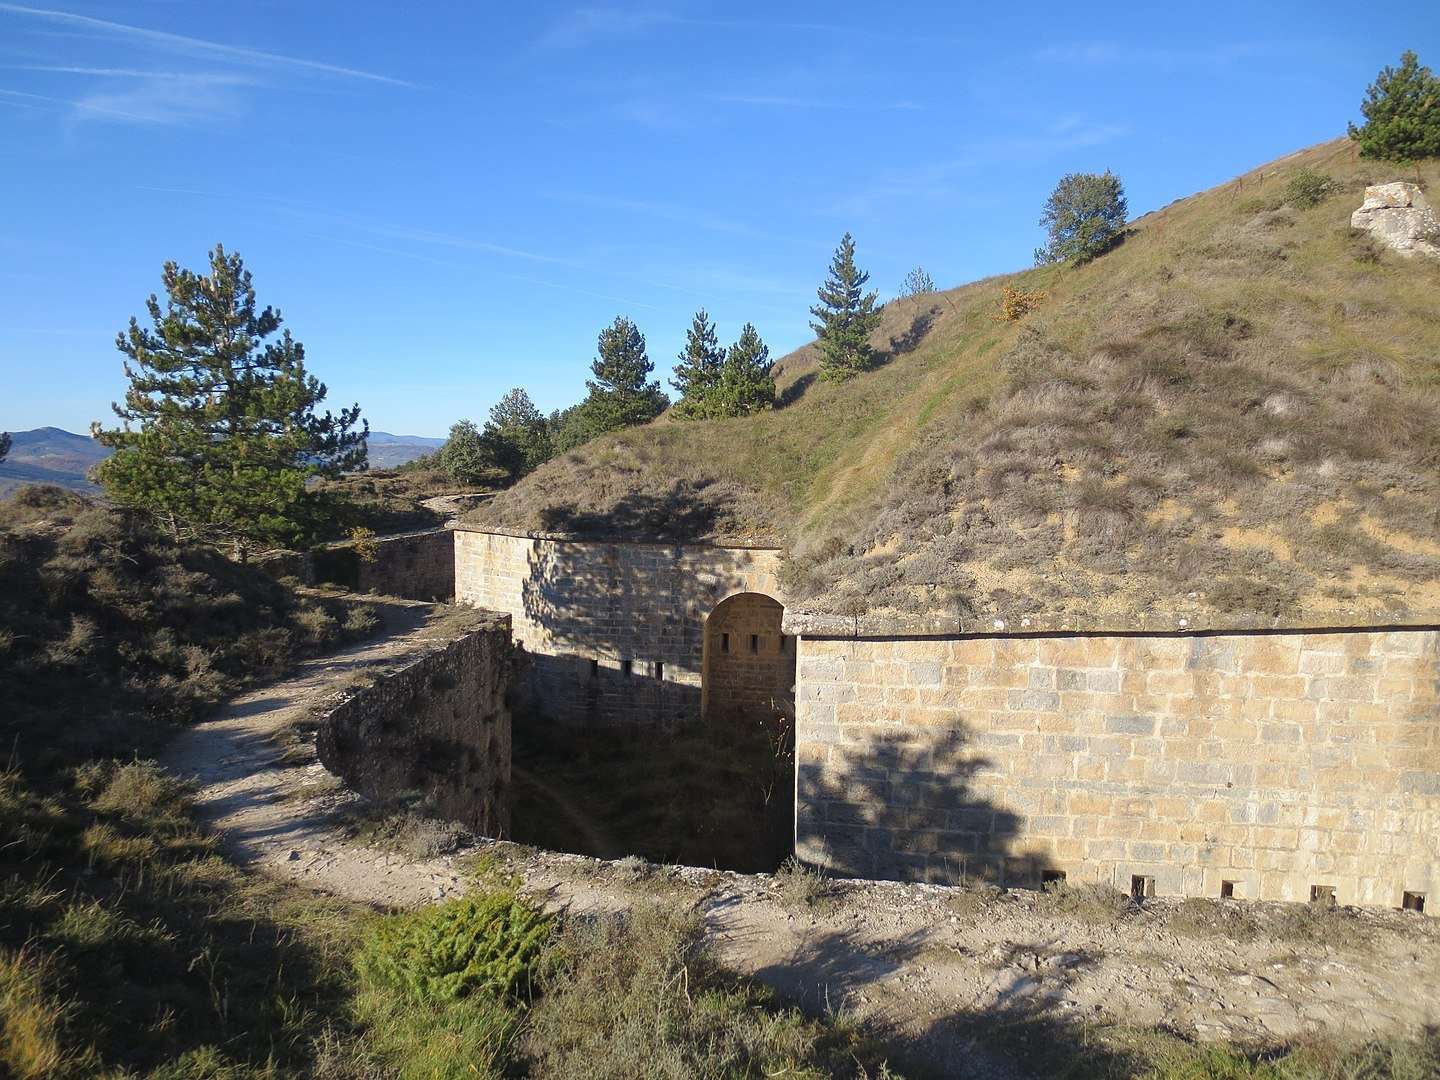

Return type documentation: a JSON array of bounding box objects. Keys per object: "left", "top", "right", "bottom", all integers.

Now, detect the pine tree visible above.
[
  {"left": 1035, "top": 171, "right": 1128, "bottom": 266},
  {"left": 1349, "top": 51, "right": 1440, "bottom": 162},
  {"left": 484, "top": 388, "right": 552, "bottom": 480},
  {"left": 0, "top": 432, "right": 9, "bottom": 465},
  {"left": 670, "top": 309, "right": 726, "bottom": 420},
  {"left": 899, "top": 266, "right": 936, "bottom": 297},
  {"left": 713, "top": 323, "right": 776, "bottom": 417},
  {"left": 92, "top": 245, "right": 366, "bottom": 561},
  {"left": 438, "top": 419, "right": 503, "bottom": 486},
  {"left": 810, "top": 233, "right": 882, "bottom": 383},
  {"left": 577, "top": 316, "right": 667, "bottom": 436}
]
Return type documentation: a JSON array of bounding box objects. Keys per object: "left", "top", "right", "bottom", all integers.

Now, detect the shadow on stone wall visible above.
[{"left": 798, "top": 727, "right": 1054, "bottom": 888}]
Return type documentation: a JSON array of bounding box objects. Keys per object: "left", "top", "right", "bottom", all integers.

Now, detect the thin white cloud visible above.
[
  {"left": 7, "top": 65, "right": 255, "bottom": 83},
  {"left": 77, "top": 77, "right": 246, "bottom": 126},
  {"left": 1034, "top": 40, "right": 1278, "bottom": 68},
  {"left": 830, "top": 119, "right": 1131, "bottom": 216},
  {"left": 0, "top": 85, "right": 163, "bottom": 122},
  {"left": 0, "top": 3, "right": 412, "bottom": 86},
  {"left": 707, "top": 93, "right": 922, "bottom": 111},
  {"left": 537, "top": 8, "right": 675, "bottom": 49}
]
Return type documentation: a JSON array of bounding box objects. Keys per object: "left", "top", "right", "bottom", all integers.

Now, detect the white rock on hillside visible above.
[{"left": 1350, "top": 182, "right": 1440, "bottom": 258}]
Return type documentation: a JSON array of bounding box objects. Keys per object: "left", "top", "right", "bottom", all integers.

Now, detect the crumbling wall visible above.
[
  {"left": 795, "top": 628, "right": 1440, "bottom": 913},
  {"left": 317, "top": 613, "right": 512, "bottom": 835},
  {"left": 260, "top": 529, "right": 456, "bottom": 601}
]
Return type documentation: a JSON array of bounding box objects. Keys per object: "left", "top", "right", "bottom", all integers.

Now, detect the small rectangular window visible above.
[
  {"left": 621, "top": 660, "right": 632, "bottom": 678},
  {"left": 1402, "top": 891, "right": 1426, "bottom": 913},
  {"left": 721, "top": 633, "right": 729, "bottom": 653},
  {"left": 1130, "top": 875, "right": 1155, "bottom": 901},
  {"left": 1310, "top": 884, "right": 1336, "bottom": 905},
  {"left": 750, "top": 634, "right": 760, "bottom": 654},
  {"left": 655, "top": 661, "right": 664, "bottom": 681},
  {"left": 1220, "top": 880, "right": 1236, "bottom": 899},
  {"left": 589, "top": 659, "right": 599, "bottom": 678}
]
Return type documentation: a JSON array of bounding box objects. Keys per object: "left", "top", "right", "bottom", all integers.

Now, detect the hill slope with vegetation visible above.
[{"left": 469, "top": 139, "right": 1440, "bottom": 629}]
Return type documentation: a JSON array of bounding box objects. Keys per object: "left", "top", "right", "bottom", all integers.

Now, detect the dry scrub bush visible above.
[{"left": 991, "top": 284, "right": 1047, "bottom": 323}]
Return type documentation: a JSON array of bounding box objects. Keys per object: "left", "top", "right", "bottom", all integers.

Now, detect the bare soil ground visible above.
[{"left": 165, "top": 614, "right": 1440, "bottom": 1079}]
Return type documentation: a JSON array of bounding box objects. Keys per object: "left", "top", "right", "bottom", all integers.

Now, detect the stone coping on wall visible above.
[
  {"left": 450, "top": 522, "right": 785, "bottom": 552},
  {"left": 781, "top": 609, "right": 1440, "bottom": 638}
]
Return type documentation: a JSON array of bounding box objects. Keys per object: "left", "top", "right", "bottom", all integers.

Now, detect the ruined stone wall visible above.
[
  {"left": 312, "top": 528, "right": 456, "bottom": 601},
  {"left": 453, "top": 527, "right": 784, "bottom": 726},
  {"left": 316, "top": 614, "right": 512, "bottom": 835},
  {"left": 704, "top": 593, "right": 795, "bottom": 722},
  {"left": 795, "top": 629, "right": 1440, "bottom": 913}
]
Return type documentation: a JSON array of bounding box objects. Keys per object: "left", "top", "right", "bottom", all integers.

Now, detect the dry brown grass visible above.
[{"left": 474, "top": 139, "right": 1440, "bottom": 626}]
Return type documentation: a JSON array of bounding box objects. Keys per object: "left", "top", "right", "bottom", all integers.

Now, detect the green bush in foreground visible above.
[{"left": 356, "top": 892, "right": 553, "bottom": 1005}]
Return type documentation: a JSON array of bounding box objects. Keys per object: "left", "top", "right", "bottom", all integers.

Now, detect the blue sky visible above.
[{"left": 1, "top": 2, "right": 1433, "bottom": 437}]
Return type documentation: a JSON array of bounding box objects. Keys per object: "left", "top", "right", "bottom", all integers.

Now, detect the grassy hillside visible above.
[{"left": 471, "top": 139, "right": 1440, "bottom": 628}]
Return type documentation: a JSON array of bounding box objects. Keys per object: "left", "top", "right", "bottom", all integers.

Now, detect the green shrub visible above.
[
  {"left": 356, "top": 892, "right": 552, "bottom": 1005},
  {"left": 1283, "top": 170, "right": 1338, "bottom": 209},
  {"left": 524, "top": 904, "right": 892, "bottom": 1079}
]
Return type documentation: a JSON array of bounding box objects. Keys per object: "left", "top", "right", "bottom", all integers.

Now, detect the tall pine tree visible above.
[
  {"left": 92, "top": 245, "right": 367, "bottom": 560},
  {"left": 810, "top": 233, "right": 882, "bottom": 383},
  {"left": 576, "top": 316, "right": 667, "bottom": 437},
  {"left": 670, "top": 309, "right": 726, "bottom": 419},
  {"left": 714, "top": 323, "right": 776, "bottom": 417},
  {"left": 1349, "top": 51, "right": 1440, "bottom": 162},
  {"left": 484, "top": 387, "right": 552, "bottom": 480}
]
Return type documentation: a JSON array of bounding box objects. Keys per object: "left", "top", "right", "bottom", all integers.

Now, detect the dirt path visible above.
[{"left": 167, "top": 619, "right": 1440, "bottom": 1079}]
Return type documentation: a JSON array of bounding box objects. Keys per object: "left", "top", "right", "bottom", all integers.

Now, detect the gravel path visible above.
[{"left": 166, "top": 615, "right": 1440, "bottom": 1079}]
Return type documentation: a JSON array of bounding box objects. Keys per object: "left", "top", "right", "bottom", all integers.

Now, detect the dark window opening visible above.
[
  {"left": 721, "top": 633, "right": 730, "bottom": 653},
  {"left": 1402, "top": 891, "right": 1426, "bottom": 913},
  {"left": 655, "top": 661, "right": 664, "bottom": 681},
  {"left": 1220, "top": 880, "right": 1236, "bottom": 899},
  {"left": 1040, "top": 869, "right": 1066, "bottom": 887},
  {"left": 750, "top": 634, "right": 760, "bottom": 654},
  {"left": 1130, "top": 875, "right": 1155, "bottom": 901},
  {"left": 589, "top": 659, "right": 599, "bottom": 678},
  {"left": 1310, "top": 884, "right": 1336, "bottom": 905},
  {"left": 621, "top": 660, "right": 633, "bottom": 678}
]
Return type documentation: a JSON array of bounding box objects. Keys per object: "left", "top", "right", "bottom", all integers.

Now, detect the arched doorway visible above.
[
  {"left": 701, "top": 592, "right": 797, "bottom": 867},
  {"left": 701, "top": 592, "right": 796, "bottom": 724}
]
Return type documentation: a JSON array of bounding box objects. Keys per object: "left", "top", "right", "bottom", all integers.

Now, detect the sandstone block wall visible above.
[
  {"left": 705, "top": 592, "right": 795, "bottom": 722},
  {"left": 316, "top": 613, "right": 512, "bottom": 835},
  {"left": 311, "top": 528, "right": 456, "bottom": 601},
  {"left": 454, "top": 527, "right": 784, "bottom": 726},
  {"left": 796, "top": 629, "right": 1440, "bottom": 912}
]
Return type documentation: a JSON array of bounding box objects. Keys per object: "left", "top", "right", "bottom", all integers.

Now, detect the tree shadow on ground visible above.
[
  {"left": 741, "top": 919, "right": 1142, "bottom": 1079},
  {"left": 886, "top": 304, "right": 941, "bottom": 360},
  {"left": 776, "top": 371, "right": 817, "bottom": 408},
  {"left": 797, "top": 727, "right": 1053, "bottom": 888}
]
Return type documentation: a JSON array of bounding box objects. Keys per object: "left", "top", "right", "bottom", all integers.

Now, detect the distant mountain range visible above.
[{"left": 0, "top": 427, "right": 445, "bottom": 496}]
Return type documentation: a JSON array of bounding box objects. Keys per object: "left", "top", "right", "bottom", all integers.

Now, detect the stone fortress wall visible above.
[
  {"left": 794, "top": 628, "right": 1439, "bottom": 912},
  {"left": 453, "top": 526, "right": 787, "bottom": 727},
  {"left": 451, "top": 528, "right": 1440, "bottom": 913},
  {"left": 316, "top": 612, "right": 513, "bottom": 835}
]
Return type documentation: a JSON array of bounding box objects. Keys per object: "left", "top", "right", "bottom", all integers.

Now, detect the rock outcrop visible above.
[{"left": 1350, "top": 182, "right": 1439, "bottom": 257}]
